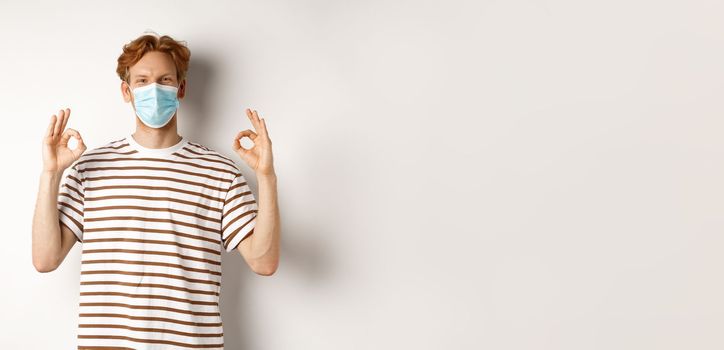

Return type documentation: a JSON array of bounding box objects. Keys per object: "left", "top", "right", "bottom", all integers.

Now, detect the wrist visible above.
[
  {"left": 40, "top": 169, "right": 64, "bottom": 184},
  {"left": 257, "top": 172, "right": 277, "bottom": 182},
  {"left": 41, "top": 168, "right": 64, "bottom": 178}
]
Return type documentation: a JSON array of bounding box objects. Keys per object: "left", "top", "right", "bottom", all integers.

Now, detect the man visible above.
[{"left": 30, "top": 32, "right": 281, "bottom": 349}]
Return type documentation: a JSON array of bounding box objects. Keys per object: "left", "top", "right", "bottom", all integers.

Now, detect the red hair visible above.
[{"left": 116, "top": 33, "right": 191, "bottom": 83}]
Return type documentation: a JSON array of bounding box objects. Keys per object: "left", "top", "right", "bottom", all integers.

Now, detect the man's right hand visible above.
[{"left": 43, "top": 108, "right": 87, "bottom": 173}]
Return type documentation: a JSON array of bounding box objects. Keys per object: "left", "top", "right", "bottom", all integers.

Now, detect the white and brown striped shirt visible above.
[{"left": 57, "top": 134, "right": 258, "bottom": 349}]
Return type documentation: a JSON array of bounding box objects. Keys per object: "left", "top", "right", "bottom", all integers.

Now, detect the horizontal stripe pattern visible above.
[
  {"left": 221, "top": 174, "right": 258, "bottom": 252},
  {"left": 58, "top": 165, "right": 85, "bottom": 242},
  {"left": 56, "top": 136, "right": 258, "bottom": 349}
]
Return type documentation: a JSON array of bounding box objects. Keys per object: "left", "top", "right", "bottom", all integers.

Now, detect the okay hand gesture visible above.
[
  {"left": 43, "top": 108, "right": 87, "bottom": 173},
  {"left": 232, "top": 108, "right": 275, "bottom": 177}
]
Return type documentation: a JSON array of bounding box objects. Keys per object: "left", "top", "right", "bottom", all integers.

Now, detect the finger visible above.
[
  {"left": 71, "top": 131, "right": 87, "bottom": 158},
  {"left": 46, "top": 115, "right": 57, "bottom": 138},
  {"left": 253, "top": 110, "right": 262, "bottom": 129},
  {"left": 246, "top": 108, "right": 261, "bottom": 131},
  {"left": 232, "top": 132, "right": 247, "bottom": 152},
  {"left": 246, "top": 108, "right": 258, "bottom": 128},
  {"left": 54, "top": 109, "right": 65, "bottom": 137},
  {"left": 232, "top": 130, "right": 257, "bottom": 151},
  {"left": 59, "top": 128, "right": 75, "bottom": 147},
  {"left": 62, "top": 128, "right": 85, "bottom": 150},
  {"left": 260, "top": 117, "right": 270, "bottom": 139},
  {"left": 60, "top": 108, "right": 71, "bottom": 133},
  {"left": 253, "top": 110, "right": 271, "bottom": 141},
  {"left": 232, "top": 137, "right": 244, "bottom": 152},
  {"left": 236, "top": 129, "right": 258, "bottom": 141},
  {"left": 58, "top": 109, "right": 68, "bottom": 136}
]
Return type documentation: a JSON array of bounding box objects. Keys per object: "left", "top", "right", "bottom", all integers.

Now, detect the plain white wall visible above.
[{"left": 2, "top": 0, "right": 724, "bottom": 349}]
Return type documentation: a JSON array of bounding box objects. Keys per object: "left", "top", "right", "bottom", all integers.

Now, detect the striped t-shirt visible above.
[{"left": 56, "top": 134, "right": 259, "bottom": 349}]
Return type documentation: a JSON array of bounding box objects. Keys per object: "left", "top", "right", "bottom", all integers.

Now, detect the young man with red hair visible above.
[{"left": 31, "top": 31, "right": 281, "bottom": 349}]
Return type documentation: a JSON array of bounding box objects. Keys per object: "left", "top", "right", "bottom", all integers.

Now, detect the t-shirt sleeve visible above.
[
  {"left": 221, "top": 171, "right": 259, "bottom": 252},
  {"left": 57, "top": 164, "right": 85, "bottom": 242}
]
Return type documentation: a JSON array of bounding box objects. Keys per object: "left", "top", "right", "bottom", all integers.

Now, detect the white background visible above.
[{"left": 1, "top": 0, "right": 723, "bottom": 349}]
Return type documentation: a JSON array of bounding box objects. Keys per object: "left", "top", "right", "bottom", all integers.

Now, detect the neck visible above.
[{"left": 132, "top": 120, "right": 182, "bottom": 149}]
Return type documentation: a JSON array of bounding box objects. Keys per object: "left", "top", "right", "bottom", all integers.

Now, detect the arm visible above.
[
  {"left": 32, "top": 170, "right": 79, "bottom": 272},
  {"left": 31, "top": 108, "right": 87, "bottom": 272},
  {"left": 233, "top": 108, "right": 280, "bottom": 276},
  {"left": 238, "top": 173, "right": 280, "bottom": 275}
]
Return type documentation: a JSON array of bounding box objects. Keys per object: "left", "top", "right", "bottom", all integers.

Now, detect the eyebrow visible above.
[{"left": 134, "top": 73, "right": 175, "bottom": 79}]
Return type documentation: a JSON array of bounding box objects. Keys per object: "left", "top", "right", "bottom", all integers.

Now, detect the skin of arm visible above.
[
  {"left": 32, "top": 170, "right": 79, "bottom": 272},
  {"left": 32, "top": 108, "right": 87, "bottom": 272},
  {"left": 234, "top": 108, "right": 281, "bottom": 276}
]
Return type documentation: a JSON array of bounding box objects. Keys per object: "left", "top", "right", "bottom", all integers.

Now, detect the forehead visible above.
[{"left": 128, "top": 51, "right": 177, "bottom": 78}]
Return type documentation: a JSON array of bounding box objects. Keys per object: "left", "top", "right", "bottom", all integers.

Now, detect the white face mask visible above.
[{"left": 130, "top": 82, "right": 180, "bottom": 128}]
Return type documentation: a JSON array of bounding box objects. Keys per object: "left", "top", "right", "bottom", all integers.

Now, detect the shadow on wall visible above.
[
  {"left": 182, "top": 53, "right": 255, "bottom": 349},
  {"left": 218, "top": 227, "right": 332, "bottom": 349},
  {"left": 183, "top": 50, "right": 335, "bottom": 349},
  {"left": 181, "top": 53, "right": 216, "bottom": 143}
]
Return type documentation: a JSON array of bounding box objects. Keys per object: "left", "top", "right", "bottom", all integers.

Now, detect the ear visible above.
[
  {"left": 121, "top": 80, "right": 132, "bottom": 103},
  {"left": 178, "top": 79, "right": 186, "bottom": 100}
]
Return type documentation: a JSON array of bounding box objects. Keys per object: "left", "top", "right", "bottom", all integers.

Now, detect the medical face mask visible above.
[{"left": 130, "top": 82, "right": 180, "bottom": 128}]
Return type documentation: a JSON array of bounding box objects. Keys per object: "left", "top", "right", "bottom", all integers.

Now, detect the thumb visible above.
[{"left": 63, "top": 128, "right": 87, "bottom": 159}]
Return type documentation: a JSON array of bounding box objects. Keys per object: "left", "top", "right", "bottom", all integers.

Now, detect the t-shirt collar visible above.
[{"left": 126, "top": 133, "right": 188, "bottom": 157}]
